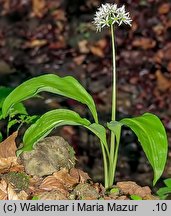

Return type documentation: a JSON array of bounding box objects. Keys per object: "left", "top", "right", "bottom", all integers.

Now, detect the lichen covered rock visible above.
[
  {"left": 70, "top": 183, "right": 99, "bottom": 200},
  {"left": 2, "top": 172, "right": 29, "bottom": 191},
  {"left": 20, "top": 136, "right": 75, "bottom": 177}
]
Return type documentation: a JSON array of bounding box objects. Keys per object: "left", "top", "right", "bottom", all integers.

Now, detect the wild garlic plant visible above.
[{"left": 2, "top": 4, "right": 168, "bottom": 189}]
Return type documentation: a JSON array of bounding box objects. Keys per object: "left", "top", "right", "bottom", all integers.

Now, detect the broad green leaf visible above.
[
  {"left": 156, "top": 178, "right": 171, "bottom": 199},
  {"left": 164, "top": 178, "right": 171, "bottom": 188},
  {"left": 21, "top": 109, "right": 90, "bottom": 153},
  {"left": 0, "top": 86, "right": 27, "bottom": 116},
  {"left": 2, "top": 74, "right": 98, "bottom": 122},
  {"left": 120, "top": 113, "right": 168, "bottom": 185},
  {"left": 157, "top": 186, "right": 171, "bottom": 200},
  {"left": 18, "top": 109, "right": 105, "bottom": 155}
]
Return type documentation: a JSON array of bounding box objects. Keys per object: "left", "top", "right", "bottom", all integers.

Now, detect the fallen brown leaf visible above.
[
  {"left": 24, "top": 39, "right": 47, "bottom": 48},
  {"left": 53, "top": 168, "right": 78, "bottom": 189},
  {"left": 163, "top": 43, "right": 171, "bottom": 60},
  {"left": 153, "top": 50, "right": 164, "bottom": 64},
  {"left": 36, "top": 190, "right": 68, "bottom": 200},
  {"left": 158, "top": 3, "right": 170, "bottom": 15},
  {"left": 0, "top": 132, "right": 22, "bottom": 174},
  {"left": 29, "top": 176, "right": 43, "bottom": 194},
  {"left": 0, "top": 157, "right": 19, "bottom": 173},
  {"left": 49, "top": 37, "right": 66, "bottom": 49},
  {"left": 0, "top": 179, "right": 7, "bottom": 200},
  {"left": 132, "top": 37, "right": 156, "bottom": 50},
  {"left": 7, "top": 184, "right": 28, "bottom": 200},
  {"left": 78, "top": 40, "right": 89, "bottom": 54},
  {"left": 32, "top": 0, "right": 46, "bottom": 17},
  {"left": 51, "top": 9, "right": 66, "bottom": 21},
  {"left": 116, "top": 181, "right": 152, "bottom": 199},
  {"left": 90, "top": 46, "right": 104, "bottom": 57},
  {"left": 9, "top": 163, "right": 24, "bottom": 173},
  {"left": 39, "top": 176, "right": 68, "bottom": 196},
  {"left": 73, "top": 55, "right": 86, "bottom": 65},
  {"left": 156, "top": 70, "right": 171, "bottom": 92},
  {"left": 89, "top": 39, "right": 106, "bottom": 58},
  {"left": 70, "top": 168, "right": 90, "bottom": 183},
  {"left": 96, "top": 39, "right": 107, "bottom": 49},
  {"left": 153, "top": 24, "right": 164, "bottom": 36},
  {"left": 0, "top": 131, "right": 18, "bottom": 158}
]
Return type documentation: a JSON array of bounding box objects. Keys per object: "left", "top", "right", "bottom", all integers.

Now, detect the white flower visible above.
[{"left": 93, "top": 3, "right": 132, "bottom": 31}]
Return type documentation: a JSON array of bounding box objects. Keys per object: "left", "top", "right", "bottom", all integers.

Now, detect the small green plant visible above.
[
  {"left": 130, "top": 195, "right": 142, "bottom": 200},
  {"left": 32, "top": 196, "right": 39, "bottom": 200},
  {"left": 0, "top": 86, "right": 38, "bottom": 139},
  {"left": 1, "top": 4, "right": 168, "bottom": 189},
  {"left": 157, "top": 178, "right": 171, "bottom": 200}
]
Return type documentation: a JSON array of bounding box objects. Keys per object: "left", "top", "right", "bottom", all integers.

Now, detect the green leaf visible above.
[
  {"left": 0, "top": 86, "right": 27, "bottom": 116},
  {"left": 120, "top": 113, "right": 168, "bottom": 185},
  {"left": 2, "top": 74, "right": 98, "bottom": 122},
  {"left": 107, "top": 121, "right": 122, "bottom": 185},
  {"left": 18, "top": 114, "right": 39, "bottom": 125},
  {"left": 0, "top": 132, "right": 3, "bottom": 142},
  {"left": 21, "top": 109, "right": 90, "bottom": 153},
  {"left": 110, "top": 188, "right": 119, "bottom": 195},
  {"left": 18, "top": 109, "right": 106, "bottom": 155},
  {"left": 164, "top": 178, "right": 171, "bottom": 188},
  {"left": 107, "top": 121, "right": 122, "bottom": 146},
  {"left": 32, "top": 196, "right": 39, "bottom": 200},
  {"left": 7, "top": 119, "right": 19, "bottom": 132},
  {"left": 0, "top": 110, "right": 2, "bottom": 120},
  {"left": 130, "top": 195, "right": 142, "bottom": 200},
  {"left": 9, "top": 103, "right": 28, "bottom": 117},
  {"left": 157, "top": 181, "right": 171, "bottom": 200}
]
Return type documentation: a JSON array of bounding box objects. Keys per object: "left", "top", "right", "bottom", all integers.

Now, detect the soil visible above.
[
  {"left": 0, "top": 0, "right": 171, "bottom": 197},
  {"left": 0, "top": 132, "right": 158, "bottom": 200}
]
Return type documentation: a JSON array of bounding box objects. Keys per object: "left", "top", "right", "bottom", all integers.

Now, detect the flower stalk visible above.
[
  {"left": 94, "top": 3, "right": 132, "bottom": 188},
  {"left": 109, "top": 23, "right": 116, "bottom": 186}
]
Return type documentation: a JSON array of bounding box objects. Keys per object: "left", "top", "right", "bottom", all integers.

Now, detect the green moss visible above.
[
  {"left": 110, "top": 187, "right": 120, "bottom": 195},
  {"left": 3, "top": 172, "right": 29, "bottom": 191}
]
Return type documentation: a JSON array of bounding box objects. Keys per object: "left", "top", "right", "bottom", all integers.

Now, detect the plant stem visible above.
[
  {"left": 100, "top": 142, "right": 109, "bottom": 188},
  {"left": 111, "top": 25, "right": 116, "bottom": 122},
  {"left": 109, "top": 24, "right": 116, "bottom": 186},
  {"left": 112, "top": 128, "right": 121, "bottom": 184}
]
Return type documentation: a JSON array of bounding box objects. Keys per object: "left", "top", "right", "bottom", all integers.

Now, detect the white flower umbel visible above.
[
  {"left": 93, "top": 4, "right": 132, "bottom": 188},
  {"left": 93, "top": 3, "right": 132, "bottom": 31}
]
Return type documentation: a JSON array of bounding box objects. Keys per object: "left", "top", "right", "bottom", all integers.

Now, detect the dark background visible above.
[{"left": 0, "top": 0, "right": 171, "bottom": 188}]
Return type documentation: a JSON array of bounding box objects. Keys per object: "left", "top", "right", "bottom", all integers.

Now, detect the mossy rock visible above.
[
  {"left": 70, "top": 183, "right": 99, "bottom": 200},
  {"left": 20, "top": 136, "right": 76, "bottom": 177},
  {"left": 2, "top": 172, "right": 29, "bottom": 191}
]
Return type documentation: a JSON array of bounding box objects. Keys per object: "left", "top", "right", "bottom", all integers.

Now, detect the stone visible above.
[
  {"left": 20, "top": 136, "right": 75, "bottom": 177},
  {"left": 70, "top": 183, "right": 99, "bottom": 200}
]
